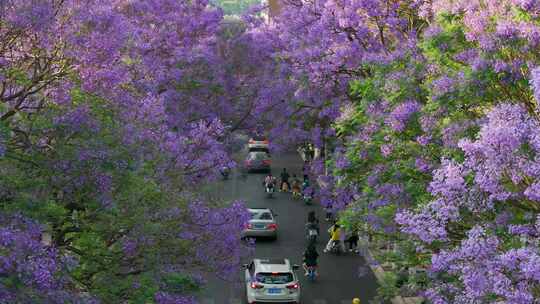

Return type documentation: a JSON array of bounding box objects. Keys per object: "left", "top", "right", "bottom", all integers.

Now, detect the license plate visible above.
[
  {"left": 268, "top": 288, "right": 282, "bottom": 294},
  {"left": 254, "top": 224, "right": 266, "bottom": 229}
]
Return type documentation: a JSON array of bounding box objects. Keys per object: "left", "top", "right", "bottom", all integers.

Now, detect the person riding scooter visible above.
[
  {"left": 280, "top": 168, "right": 290, "bottom": 192},
  {"left": 305, "top": 211, "right": 320, "bottom": 241},
  {"left": 306, "top": 221, "right": 319, "bottom": 244},
  {"left": 303, "top": 187, "right": 313, "bottom": 204},
  {"left": 302, "top": 243, "right": 319, "bottom": 278},
  {"left": 263, "top": 173, "right": 276, "bottom": 196},
  {"left": 302, "top": 175, "right": 310, "bottom": 191},
  {"left": 307, "top": 211, "right": 319, "bottom": 227},
  {"left": 291, "top": 174, "right": 301, "bottom": 199},
  {"left": 302, "top": 175, "right": 313, "bottom": 204}
]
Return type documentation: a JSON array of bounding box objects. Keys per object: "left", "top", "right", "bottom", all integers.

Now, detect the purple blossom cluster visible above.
[
  {"left": 415, "top": 134, "right": 431, "bottom": 146},
  {"left": 459, "top": 104, "right": 540, "bottom": 201},
  {"left": 531, "top": 66, "right": 540, "bottom": 105},
  {"left": 427, "top": 226, "right": 540, "bottom": 303},
  {"left": 431, "top": 76, "right": 456, "bottom": 99},
  {"left": 384, "top": 100, "right": 421, "bottom": 132},
  {"left": 380, "top": 144, "right": 393, "bottom": 157},
  {"left": 334, "top": 148, "right": 351, "bottom": 170},
  {"left": 441, "top": 120, "right": 476, "bottom": 148},
  {"left": 53, "top": 106, "right": 100, "bottom": 134},
  {"left": 395, "top": 104, "right": 540, "bottom": 301},
  {"left": 415, "top": 157, "right": 432, "bottom": 173},
  {"left": 181, "top": 201, "right": 253, "bottom": 280},
  {"left": 0, "top": 214, "right": 84, "bottom": 302}
]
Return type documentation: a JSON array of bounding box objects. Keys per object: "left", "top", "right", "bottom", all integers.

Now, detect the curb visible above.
[{"left": 361, "top": 243, "right": 424, "bottom": 304}]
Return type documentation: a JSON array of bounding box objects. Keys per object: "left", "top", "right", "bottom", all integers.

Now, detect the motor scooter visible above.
[
  {"left": 306, "top": 265, "right": 317, "bottom": 281},
  {"left": 303, "top": 192, "right": 313, "bottom": 205},
  {"left": 265, "top": 184, "right": 275, "bottom": 198},
  {"left": 306, "top": 228, "right": 318, "bottom": 244}
]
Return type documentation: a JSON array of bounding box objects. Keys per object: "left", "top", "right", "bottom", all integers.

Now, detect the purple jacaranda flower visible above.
[
  {"left": 416, "top": 134, "right": 431, "bottom": 146},
  {"left": 380, "top": 144, "right": 393, "bottom": 157},
  {"left": 385, "top": 100, "right": 421, "bottom": 132}
]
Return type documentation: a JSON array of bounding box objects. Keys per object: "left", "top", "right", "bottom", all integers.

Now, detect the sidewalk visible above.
[{"left": 358, "top": 238, "right": 424, "bottom": 304}]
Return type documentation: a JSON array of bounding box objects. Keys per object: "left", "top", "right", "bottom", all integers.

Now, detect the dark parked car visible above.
[{"left": 245, "top": 151, "right": 271, "bottom": 172}]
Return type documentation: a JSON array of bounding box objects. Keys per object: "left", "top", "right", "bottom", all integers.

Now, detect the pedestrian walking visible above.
[
  {"left": 306, "top": 143, "right": 314, "bottom": 160},
  {"left": 280, "top": 168, "right": 290, "bottom": 192},
  {"left": 347, "top": 225, "right": 360, "bottom": 253},
  {"left": 325, "top": 204, "right": 333, "bottom": 221},
  {"left": 340, "top": 224, "right": 347, "bottom": 251},
  {"left": 298, "top": 146, "right": 307, "bottom": 162},
  {"left": 323, "top": 222, "right": 346, "bottom": 253},
  {"left": 302, "top": 160, "right": 310, "bottom": 176}
]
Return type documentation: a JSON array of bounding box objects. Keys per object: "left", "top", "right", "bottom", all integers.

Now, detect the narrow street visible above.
[{"left": 198, "top": 152, "right": 379, "bottom": 304}]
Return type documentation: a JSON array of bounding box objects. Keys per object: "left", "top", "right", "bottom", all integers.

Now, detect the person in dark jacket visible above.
[
  {"left": 302, "top": 243, "right": 319, "bottom": 276},
  {"left": 347, "top": 225, "right": 360, "bottom": 253},
  {"left": 306, "top": 211, "right": 320, "bottom": 233}
]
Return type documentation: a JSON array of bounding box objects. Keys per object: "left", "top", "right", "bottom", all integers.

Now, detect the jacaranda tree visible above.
[{"left": 0, "top": 1, "right": 253, "bottom": 302}]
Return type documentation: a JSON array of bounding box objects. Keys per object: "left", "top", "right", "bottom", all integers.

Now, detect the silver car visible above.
[
  {"left": 242, "top": 208, "right": 278, "bottom": 240},
  {"left": 244, "top": 258, "right": 301, "bottom": 304}
]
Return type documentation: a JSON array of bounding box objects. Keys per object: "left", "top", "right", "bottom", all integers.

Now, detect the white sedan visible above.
[{"left": 244, "top": 258, "right": 301, "bottom": 304}]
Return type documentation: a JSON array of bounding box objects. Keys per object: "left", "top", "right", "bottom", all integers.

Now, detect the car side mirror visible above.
[{"left": 292, "top": 264, "right": 300, "bottom": 270}]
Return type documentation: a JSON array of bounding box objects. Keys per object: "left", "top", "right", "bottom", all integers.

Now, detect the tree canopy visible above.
[{"left": 4, "top": 0, "right": 540, "bottom": 303}]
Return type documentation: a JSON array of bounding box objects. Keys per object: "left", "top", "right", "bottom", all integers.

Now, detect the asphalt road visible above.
[{"left": 198, "top": 152, "right": 379, "bottom": 304}]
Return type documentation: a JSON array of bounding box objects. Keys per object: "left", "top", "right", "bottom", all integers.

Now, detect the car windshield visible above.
[
  {"left": 248, "top": 152, "right": 268, "bottom": 160},
  {"left": 255, "top": 272, "right": 293, "bottom": 284},
  {"left": 251, "top": 136, "right": 266, "bottom": 141},
  {"left": 250, "top": 211, "right": 273, "bottom": 220},
  {"left": 248, "top": 147, "right": 269, "bottom": 153}
]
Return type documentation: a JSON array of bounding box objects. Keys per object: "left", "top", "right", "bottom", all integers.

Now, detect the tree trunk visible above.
[{"left": 268, "top": 0, "right": 281, "bottom": 18}]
